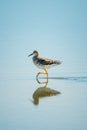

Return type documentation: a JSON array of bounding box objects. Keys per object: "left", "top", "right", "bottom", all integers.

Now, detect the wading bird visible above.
[{"left": 28, "top": 50, "right": 61, "bottom": 83}]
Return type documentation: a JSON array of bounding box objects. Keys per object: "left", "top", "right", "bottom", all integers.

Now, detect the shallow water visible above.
[{"left": 0, "top": 73, "right": 87, "bottom": 130}]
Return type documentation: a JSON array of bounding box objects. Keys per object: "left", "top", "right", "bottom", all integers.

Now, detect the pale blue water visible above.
[{"left": 0, "top": 73, "right": 87, "bottom": 130}]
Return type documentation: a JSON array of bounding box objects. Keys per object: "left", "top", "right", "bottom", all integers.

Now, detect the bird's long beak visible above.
[{"left": 28, "top": 53, "right": 33, "bottom": 57}]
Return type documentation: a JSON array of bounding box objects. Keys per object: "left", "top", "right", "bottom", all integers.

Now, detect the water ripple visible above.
[{"left": 44, "top": 76, "right": 87, "bottom": 82}]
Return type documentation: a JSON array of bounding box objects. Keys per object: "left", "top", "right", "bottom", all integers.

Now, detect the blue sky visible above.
[{"left": 0, "top": 0, "right": 87, "bottom": 76}]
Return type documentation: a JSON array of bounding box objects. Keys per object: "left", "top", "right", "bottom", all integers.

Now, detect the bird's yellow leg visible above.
[
  {"left": 36, "top": 70, "right": 48, "bottom": 85},
  {"left": 36, "top": 70, "right": 48, "bottom": 78},
  {"left": 44, "top": 69, "right": 48, "bottom": 79},
  {"left": 36, "top": 72, "right": 44, "bottom": 79},
  {"left": 44, "top": 69, "right": 48, "bottom": 84},
  {"left": 36, "top": 78, "right": 48, "bottom": 87}
]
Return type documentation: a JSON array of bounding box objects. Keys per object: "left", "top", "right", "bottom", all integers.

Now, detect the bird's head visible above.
[{"left": 28, "top": 50, "right": 39, "bottom": 57}]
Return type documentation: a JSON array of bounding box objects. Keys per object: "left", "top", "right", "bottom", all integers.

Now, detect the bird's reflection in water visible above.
[{"left": 32, "top": 78, "right": 61, "bottom": 105}]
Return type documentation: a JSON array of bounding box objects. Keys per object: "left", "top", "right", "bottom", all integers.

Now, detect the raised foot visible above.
[
  {"left": 36, "top": 71, "right": 48, "bottom": 86},
  {"left": 36, "top": 71, "right": 48, "bottom": 79}
]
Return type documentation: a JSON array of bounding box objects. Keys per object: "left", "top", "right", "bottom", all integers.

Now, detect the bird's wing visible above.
[{"left": 37, "top": 57, "right": 61, "bottom": 65}]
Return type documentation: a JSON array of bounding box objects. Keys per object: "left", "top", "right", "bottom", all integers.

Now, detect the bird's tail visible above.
[{"left": 54, "top": 60, "right": 62, "bottom": 65}]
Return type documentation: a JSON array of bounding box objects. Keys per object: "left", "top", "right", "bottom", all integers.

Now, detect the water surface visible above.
[{"left": 0, "top": 73, "right": 87, "bottom": 130}]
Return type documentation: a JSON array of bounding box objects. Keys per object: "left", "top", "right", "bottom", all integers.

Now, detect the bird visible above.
[{"left": 28, "top": 50, "right": 61, "bottom": 83}]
